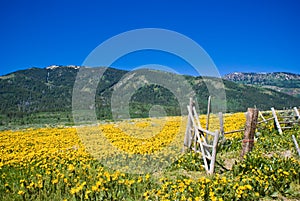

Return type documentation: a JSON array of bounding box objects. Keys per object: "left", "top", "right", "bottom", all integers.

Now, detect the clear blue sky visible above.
[{"left": 0, "top": 0, "right": 299, "bottom": 76}]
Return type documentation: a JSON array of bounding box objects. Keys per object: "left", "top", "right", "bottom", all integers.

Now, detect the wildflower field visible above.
[{"left": 0, "top": 113, "right": 300, "bottom": 200}]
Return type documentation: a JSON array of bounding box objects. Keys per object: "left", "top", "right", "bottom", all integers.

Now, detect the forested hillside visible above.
[{"left": 1, "top": 66, "right": 300, "bottom": 126}]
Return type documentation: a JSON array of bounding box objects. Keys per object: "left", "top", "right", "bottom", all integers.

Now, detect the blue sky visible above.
[{"left": 0, "top": 0, "right": 299, "bottom": 76}]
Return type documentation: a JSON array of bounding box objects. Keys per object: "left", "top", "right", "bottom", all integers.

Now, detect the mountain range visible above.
[
  {"left": 224, "top": 72, "right": 300, "bottom": 98},
  {"left": 1, "top": 66, "right": 300, "bottom": 127}
]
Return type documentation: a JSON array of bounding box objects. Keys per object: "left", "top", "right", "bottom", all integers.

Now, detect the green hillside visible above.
[{"left": 1, "top": 66, "right": 300, "bottom": 127}]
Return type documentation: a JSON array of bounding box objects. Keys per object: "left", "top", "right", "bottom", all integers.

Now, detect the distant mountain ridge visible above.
[
  {"left": 1, "top": 66, "right": 300, "bottom": 126},
  {"left": 224, "top": 72, "right": 300, "bottom": 98}
]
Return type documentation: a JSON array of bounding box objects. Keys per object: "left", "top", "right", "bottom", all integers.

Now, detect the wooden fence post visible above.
[
  {"left": 292, "top": 135, "right": 300, "bottom": 157},
  {"left": 240, "top": 108, "right": 258, "bottom": 159},
  {"left": 271, "top": 107, "right": 283, "bottom": 134},
  {"left": 218, "top": 112, "right": 224, "bottom": 142},
  {"left": 294, "top": 107, "right": 300, "bottom": 120},
  {"left": 184, "top": 98, "right": 194, "bottom": 149},
  {"left": 206, "top": 96, "right": 211, "bottom": 131},
  {"left": 205, "top": 96, "right": 211, "bottom": 142}
]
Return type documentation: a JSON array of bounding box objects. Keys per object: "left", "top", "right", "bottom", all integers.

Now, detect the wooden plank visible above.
[
  {"left": 192, "top": 119, "right": 207, "bottom": 152},
  {"left": 224, "top": 128, "right": 245, "bottom": 135},
  {"left": 206, "top": 96, "right": 211, "bottom": 131},
  {"left": 259, "top": 111, "right": 266, "bottom": 122},
  {"left": 204, "top": 149, "right": 212, "bottom": 158},
  {"left": 208, "top": 131, "right": 219, "bottom": 175},
  {"left": 186, "top": 105, "right": 213, "bottom": 139},
  {"left": 187, "top": 106, "right": 208, "bottom": 144},
  {"left": 198, "top": 127, "right": 216, "bottom": 137},
  {"left": 187, "top": 106, "right": 197, "bottom": 130},
  {"left": 271, "top": 107, "right": 283, "bottom": 135},
  {"left": 183, "top": 98, "right": 194, "bottom": 148},
  {"left": 265, "top": 117, "right": 275, "bottom": 121},
  {"left": 183, "top": 117, "right": 192, "bottom": 148},
  {"left": 294, "top": 107, "right": 300, "bottom": 120},
  {"left": 257, "top": 117, "right": 274, "bottom": 124},
  {"left": 280, "top": 116, "right": 294, "bottom": 118},
  {"left": 292, "top": 135, "right": 300, "bottom": 157},
  {"left": 193, "top": 127, "right": 197, "bottom": 154},
  {"left": 188, "top": 107, "right": 209, "bottom": 146},
  {"left": 195, "top": 128, "right": 209, "bottom": 172},
  {"left": 279, "top": 121, "right": 298, "bottom": 124},
  {"left": 193, "top": 106, "right": 202, "bottom": 129},
  {"left": 219, "top": 112, "right": 224, "bottom": 141},
  {"left": 240, "top": 108, "right": 258, "bottom": 159},
  {"left": 202, "top": 143, "right": 213, "bottom": 148}
]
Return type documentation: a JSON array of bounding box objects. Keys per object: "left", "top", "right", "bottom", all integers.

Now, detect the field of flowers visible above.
[{"left": 0, "top": 113, "right": 299, "bottom": 200}]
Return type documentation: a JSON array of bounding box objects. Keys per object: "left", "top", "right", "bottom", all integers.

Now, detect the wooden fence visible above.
[
  {"left": 184, "top": 97, "right": 220, "bottom": 175},
  {"left": 183, "top": 97, "right": 300, "bottom": 174}
]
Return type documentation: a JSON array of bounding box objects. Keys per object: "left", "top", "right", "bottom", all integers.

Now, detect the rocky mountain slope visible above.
[{"left": 224, "top": 72, "right": 300, "bottom": 98}]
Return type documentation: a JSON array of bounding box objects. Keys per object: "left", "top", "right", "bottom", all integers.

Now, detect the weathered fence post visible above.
[
  {"left": 240, "top": 108, "right": 258, "bottom": 159},
  {"left": 205, "top": 96, "right": 211, "bottom": 142},
  {"left": 184, "top": 98, "right": 194, "bottom": 149},
  {"left": 206, "top": 96, "right": 211, "bottom": 131},
  {"left": 218, "top": 112, "right": 224, "bottom": 142},
  {"left": 294, "top": 107, "right": 300, "bottom": 120},
  {"left": 292, "top": 135, "right": 300, "bottom": 157},
  {"left": 271, "top": 107, "right": 283, "bottom": 134}
]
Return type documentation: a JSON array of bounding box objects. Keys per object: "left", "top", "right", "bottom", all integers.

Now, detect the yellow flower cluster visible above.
[
  {"left": 100, "top": 117, "right": 183, "bottom": 154},
  {"left": 0, "top": 113, "right": 299, "bottom": 200},
  {"left": 199, "top": 112, "right": 246, "bottom": 139},
  {"left": 0, "top": 127, "right": 89, "bottom": 168}
]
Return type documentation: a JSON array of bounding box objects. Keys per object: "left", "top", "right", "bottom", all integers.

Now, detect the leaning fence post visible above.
[
  {"left": 292, "top": 135, "right": 300, "bottom": 157},
  {"left": 271, "top": 107, "right": 283, "bottom": 134},
  {"left": 240, "top": 108, "right": 258, "bottom": 159}
]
